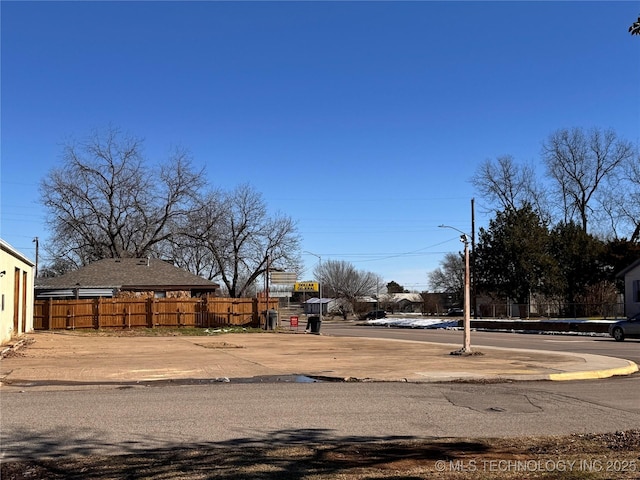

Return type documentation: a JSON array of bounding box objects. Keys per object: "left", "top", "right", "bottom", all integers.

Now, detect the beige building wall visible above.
[{"left": 0, "top": 239, "right": 35, "bottom": 345}]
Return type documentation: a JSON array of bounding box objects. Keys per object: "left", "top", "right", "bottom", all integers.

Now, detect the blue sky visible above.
[{"left": 1, "top": 1, "right": 639, "bottom": 291}]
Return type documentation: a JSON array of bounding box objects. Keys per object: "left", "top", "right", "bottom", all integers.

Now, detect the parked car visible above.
[
  {"left": 609, "top": 312, "right": 640, "bottom": 341},
  {"left": 363, "top": 310, "right": 386, "bottom": 320}
]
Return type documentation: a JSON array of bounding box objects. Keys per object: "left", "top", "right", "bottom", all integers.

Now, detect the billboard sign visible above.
[
  {"left": 294, "top": 281, "right": 319, "bottom": 292},
  {"left": 270, "top": 272, "right": 297, "bottom": 284}
]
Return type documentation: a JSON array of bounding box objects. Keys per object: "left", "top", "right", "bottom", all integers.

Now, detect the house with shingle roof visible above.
[
  {"left": 35, "top": 258, "right": 219, "bottom": 299},
  {"left": 378, "top": 293, "right": 424, "bottom": 313}
]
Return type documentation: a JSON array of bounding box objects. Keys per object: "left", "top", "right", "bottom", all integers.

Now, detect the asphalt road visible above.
[
  {"left": 3, "top": 377, "right": 640, "bottom": 462},
  {"left": 322, "top": 323, "right": 640, "bottom": 364},
  {"left": 2, "top": 325, "right": 640, "bottom": 462}
]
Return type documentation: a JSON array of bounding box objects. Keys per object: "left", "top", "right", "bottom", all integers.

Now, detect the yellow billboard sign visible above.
[{"left": 294, "top": 282, "right": 319, "bottom": 292}]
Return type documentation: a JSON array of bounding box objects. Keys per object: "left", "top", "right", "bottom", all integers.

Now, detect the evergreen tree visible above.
[
  {"left": 549, "top": 222, "right": 605, "bottom": 306},
  {"left": 475, "top": 205, "right": 555, "bottom": 314}
]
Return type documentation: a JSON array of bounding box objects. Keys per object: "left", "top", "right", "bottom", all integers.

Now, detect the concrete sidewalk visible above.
[{"left": 0, "top": 331, "right": 637, "bottom": 389}]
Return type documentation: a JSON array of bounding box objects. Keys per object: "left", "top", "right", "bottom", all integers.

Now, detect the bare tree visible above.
[
  {"left": 427, "top": 252, "right": 465, "bottom": 304},
  {"left": 181, "top": 184, "right": 301, "bottom": 297},
  {"left": 166, "top": 231, "right": 219, "bottom": 281},
  {"left": 471, "top": 155, "right": 549, "bottom": 222},
  {"left": 37, "top": 256, "right": 77, "bottom": 279},
  {"left": 603, "top": 150, "right": 640, "bottom": 242},
  {"left": 542, "top": 127, "right": 635, "bottom": 233},
  {"left": 624, "top": 152, "right": 640, "bottom": 242},
  {"left": 40, "top": 127, "right": 205, "bottom": 269},
  {"left": 315, "top": 259, "right": 382, "bottom": 312}
]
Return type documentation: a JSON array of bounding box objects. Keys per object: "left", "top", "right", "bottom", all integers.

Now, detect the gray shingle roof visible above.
[{"left": 35, "top": 258, "right": 219, "bottom": 291}]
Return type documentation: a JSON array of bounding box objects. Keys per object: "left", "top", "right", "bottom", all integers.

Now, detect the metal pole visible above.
[
  {"left": 318, "top": 256, "right": 322, "bottom": 323},
  {"left": 303, "top": 251, "right": 322, "bottom": 322}
]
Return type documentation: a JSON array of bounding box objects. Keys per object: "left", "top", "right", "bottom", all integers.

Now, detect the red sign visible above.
[{"left": 290, "top": 316, "right": 299, "bottom": 327}]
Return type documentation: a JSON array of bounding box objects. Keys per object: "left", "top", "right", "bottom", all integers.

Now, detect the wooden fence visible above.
[{"left": 33, "top": 297, "right": 279, "bottom": 330}]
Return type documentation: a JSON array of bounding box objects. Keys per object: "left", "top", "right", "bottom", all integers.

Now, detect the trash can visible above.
[
  {"left": 308, "top": 316, "right": 321, "bottom": 334},
  {"left": 267, "top": 309, "right": 278, "bottom": 330}
]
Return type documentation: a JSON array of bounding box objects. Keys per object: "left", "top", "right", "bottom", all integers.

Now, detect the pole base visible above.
[{"left": 450, "top": 347, "right": 483, "bottom": 356}]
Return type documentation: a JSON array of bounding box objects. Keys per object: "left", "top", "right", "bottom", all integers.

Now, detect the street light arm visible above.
[
  {"left": 303, "top": 251, "right": 322, "bottom": 283},
  {"left": 303, "top": 251, "right": 321, "bottom": 261},
  {"left": 439, "top": 224, "right": 469, "bottom": 241}
]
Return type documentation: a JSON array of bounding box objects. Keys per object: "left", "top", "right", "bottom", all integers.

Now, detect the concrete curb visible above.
[
  {"left": 548, "top": 360, "right": 639, "bottom": 381},
  {"left": 283, "top": 339, "right": 640, "bottom": 384},
  {"left": 334, "top": 341, "right": 640, "bottom": 383},
  {"left": 459, "top": 346, "right": 640, "bottom": 382}
]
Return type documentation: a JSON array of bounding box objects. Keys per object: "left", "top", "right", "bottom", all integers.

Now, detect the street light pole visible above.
[
  {"left": 303, "top": 251, "right": 322, "bottom": 322},
  {"left": 265, "top": 254, "right": 270, "bottom": 330},
  {"left": 461, "top": 234, "right": 471, "bottom": 353},
  {"left": 439, "top": 225, "right": 472, "bottom": 354}
]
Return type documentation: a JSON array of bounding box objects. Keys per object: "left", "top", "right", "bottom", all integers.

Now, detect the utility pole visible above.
[
  {"left": 33, "top": 237, "right": 39, "bottom": 278},
  {"left": 265, "top": 255, "right": 269, "bottom": 330},
  {"left": 471, "top": 198, "right": 477, "bottom": 319}
]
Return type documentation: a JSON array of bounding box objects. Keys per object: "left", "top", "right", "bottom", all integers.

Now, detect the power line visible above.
[{"left": 312, "top": 239, "right": 458, "bottom": 264}]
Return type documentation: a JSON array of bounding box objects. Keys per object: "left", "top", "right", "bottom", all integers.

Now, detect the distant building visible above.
[
  {"left": 35, "top": 258, "right": 219, "bottom": 299},
  {"left": 0, "top": 239, "right": 35, "bottom": 345},
  {"left": 303, "top": 297, "right": 333, "bottom": 315},
  {"left": 618, "top": 258, "right": 640, "bottom": 317},
  {"left": 378, "top": 293, "right": 424, "bottom": 313}
]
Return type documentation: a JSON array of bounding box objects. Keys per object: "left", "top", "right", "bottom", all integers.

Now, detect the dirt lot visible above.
[
  {"left": 3, "top": 330, "right": 640, "bottom": 479},
  {"left": 3, "top": 431, "right": 640, "bottom": 480}
]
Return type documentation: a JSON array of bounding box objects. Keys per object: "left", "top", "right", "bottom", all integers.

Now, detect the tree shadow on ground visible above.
[{"left": 1, "top": 426, "right": 490, "bottom": 479}]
